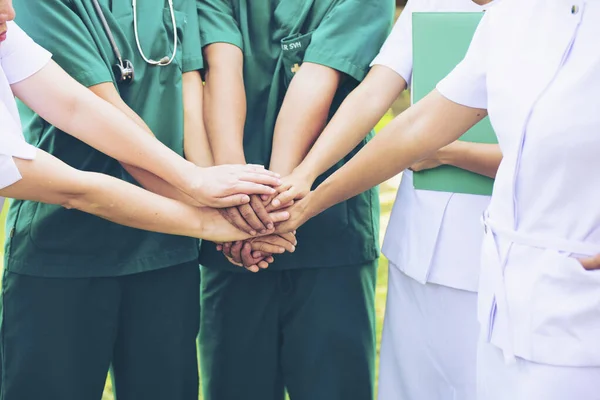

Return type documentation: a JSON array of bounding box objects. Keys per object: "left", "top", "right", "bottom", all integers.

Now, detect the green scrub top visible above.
[
  {"left": 5, "top": 0, "right": 204, "bottom": 278},
  {"left": 198, "top": 0, "right": 394, "bottom": 271}
]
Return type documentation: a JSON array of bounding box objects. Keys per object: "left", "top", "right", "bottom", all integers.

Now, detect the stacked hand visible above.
[
  {"left": 186, "top": 164, "right": 282, "bottom": 208},
  {"left": 216, "top": 169, "right": 315, "bottom": 272}
]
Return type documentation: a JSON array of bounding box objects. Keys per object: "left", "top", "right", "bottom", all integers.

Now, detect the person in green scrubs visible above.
[
  {"left": 197, "top": 1, "right": 393, "bottom": 399},
  {"left": 1, "top": 0, "right": 222, "bottom": 399}
]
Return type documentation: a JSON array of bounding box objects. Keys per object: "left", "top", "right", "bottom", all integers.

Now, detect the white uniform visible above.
[
  {"left": 0, "top": 22, "right": 52, "bottom": 209},
  {"left": 436, "top": 0, "right": 600, "bottom": 398},
  {"left": 372, "top": 1, "right": 494, "bottom": 399}
]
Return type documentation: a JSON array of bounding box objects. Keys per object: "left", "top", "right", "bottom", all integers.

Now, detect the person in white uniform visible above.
[
  {"left": 276, "top": 0, "right": 600, "bottom": 398},
  {"left": 0, "top": 5, "right": 287, "bottom": 243},
  {"left": 270, "top": 1, "right": 499, "bottom": 398}
]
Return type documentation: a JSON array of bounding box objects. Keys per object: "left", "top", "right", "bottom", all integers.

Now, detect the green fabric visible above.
[
  {"left": 6, "top": 0, "right": 202, "bottom": 277},
  {"left": 197, "top": 0, "right": 394, "bottom": 271},
  {"left": 0, "top": 262, "right": 200, "bottom": 400},
  {"left": 412, "top": 12, "right": 497, "bottom": 196},
  {"left": 199, "top": 261, "right": 377, "bottom": 400}
]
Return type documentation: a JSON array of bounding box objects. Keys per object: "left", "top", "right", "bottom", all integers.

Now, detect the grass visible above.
[{"left": 0, "top": 110, "right": 403, "bottom": 400}]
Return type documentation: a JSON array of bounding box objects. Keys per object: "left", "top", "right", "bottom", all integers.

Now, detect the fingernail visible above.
[
  {"left": 278, "top": 248, "right": 285, "bottom": 254},
  {"left": 272, "top": 200, "right": 280, "bottom": 207},
  {"left": 250, "top": 231, "right": 257, "bottom": 236},
  {"left": 290, "top": 246, "right": 296, "bottom": 252},
  {"left": 260, "top": 229, "right": 267, "bottom": 234},
  {"left": 267, "top": 223, "right": 274, "bottom": 230}
]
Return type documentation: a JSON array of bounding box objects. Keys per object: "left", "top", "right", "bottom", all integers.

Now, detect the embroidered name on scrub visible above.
[{"left": 282, "top": 41, "right": 302, "bottom": 51}]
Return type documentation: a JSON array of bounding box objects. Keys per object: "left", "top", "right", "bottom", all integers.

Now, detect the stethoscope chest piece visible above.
[{"left": 113, "top": 59, "right": 135, "bottom": 84}]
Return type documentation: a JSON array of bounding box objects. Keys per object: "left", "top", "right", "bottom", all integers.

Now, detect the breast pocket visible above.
[{"left": 281, "top": 32, "right": 314, "bottom": 88}]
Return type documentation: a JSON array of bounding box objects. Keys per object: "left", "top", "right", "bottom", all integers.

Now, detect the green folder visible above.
[{"left": 412, "top": 12, "right": 497, "bottom": 196}]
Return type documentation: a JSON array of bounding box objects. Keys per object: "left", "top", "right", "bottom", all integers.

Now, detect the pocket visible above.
[
  {"left": 280, "top": 31, "right": 314, "bottom": 88},
  {"left": 529, "top": 249, "right": 600, "bottom": 366}
]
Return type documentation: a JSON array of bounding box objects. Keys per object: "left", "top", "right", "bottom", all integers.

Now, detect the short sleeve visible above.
[
  {"left": 304, "top": 0, "right": 394, "bottom": 82},
  {"left": 370, "top": 0, "right": 414, "bottom": 85},
  {"left": 14, "top": 0, "right": 113, "bottom": 88},
  {"left": 436, "top": 10, "right": 490, "bottom": 109},
  {"left": 197, "top": 0, "right": 243, "bottom": 50},
  {"left": 181, "top": 0, "right": 204, "bottom": 72},
  {"left": 0, "top": 22, "right": 52, "bottom": 84}
]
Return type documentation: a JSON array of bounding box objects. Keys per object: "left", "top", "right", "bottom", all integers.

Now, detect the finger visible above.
[
  {"left": 579, "top": 254, "right": 600, "bottom": 270},
  {"left": 212, "top": 194, "right": 251, "bottom": 208},
  {"left": 265, "top": 256, "right": 275, "bottom": 263},
  {"left": 216, "top": 244, "right": 223, "bottom": 251},
  {"left": 251, "top": 241, "right": 286, "bottom": 254},
  {"left": 222, "top": 242, "right": 233, "bottom": 258},
  {"left": 225, "top": 207, "right": 256, "bottom": 236},
  {"left": 279, "top": 232, "right": 298, "bottom": 246},
  {"left": 268, "top": 211, "right": 290, "bottom": 223},
  {"left": 240, "top": 172, "right": 282, "bottom": 187},
  {"left": 245, "top": 165, "right": 281, "bottom": 178},
  {"left": 265, "top": 200, "right": 294, "bottom": 213},
  {"left": 257, "top": 260, "right": 270, "bottom": 269},
  {"left": 250, "top": 195, "right": 274, "bottom": 230},
  {"left": 241, "top": 243, "right": 259, "bottom": 267},
  {"left": 271, "top": 189, "right": 297, "bottom": 209},
  {"left": 230, "top": 182, "right": 277, "bottom": 197},
  {"left": 238, "top": 203, "right": 268, "bottom": 233},
  {"left": 261, "top": 194, "right": 271, "bottom": 202},
  {"left": 230, "top": 241, "right": 244, "bottom": 264},
  {"left": 245, "top": 265, "right": 259, "bottom": 273}
]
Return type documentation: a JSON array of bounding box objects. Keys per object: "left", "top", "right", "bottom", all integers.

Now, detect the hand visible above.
[
  {"left": 188, "top": 164, "right": 281, "bottom": 208},
  {"left": 204, "top": 208, "right": 290, "bottom": 243},
  {"left": 268, "top": 169, "right": 314, "bottom": 210},
  {"left": 219, "top": 195, "right": 275, "bottom": 235},
  {"left": 274, "top": 193, "right": 314, "bottom": 234},
  {"left": 218, "top": 232, "right": 297, "bottom": 272},
  {"left": 409, "top": 142, "right": 460, "bottom": 172},
  {"left": 579, "top": 254, "right": 600, "bottom": 271},
  {"left": 223, "top": 241, "right": 274, "bottom": 273}
]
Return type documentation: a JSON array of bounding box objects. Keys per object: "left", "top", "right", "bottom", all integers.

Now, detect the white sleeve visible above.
[
  {"left": 436, "top": 11, "right": 490, "bottom": 109},
  {"left": 0, "top": 22, "right": 52, "bottom": 84},
  {"left": 370, "top": 0, "right": 414, "bottom": 85}
]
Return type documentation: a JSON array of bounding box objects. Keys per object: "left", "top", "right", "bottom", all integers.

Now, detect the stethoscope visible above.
[{"left": 91, "top": 0, "right": 178, "bottom": 84}]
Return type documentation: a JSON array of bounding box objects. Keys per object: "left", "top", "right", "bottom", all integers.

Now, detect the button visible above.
[{"left": 571, "top": 4, "right": 579, "bottom": 14}]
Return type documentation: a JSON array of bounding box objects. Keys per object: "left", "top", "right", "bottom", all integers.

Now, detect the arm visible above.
[
  {"left": 1, "top": 150, "right": 289, "bottom": 243},
  {"left": 271, "top": 66, "right": 406, "bottom": 207},
  {"left": 11, "top": 61, "right": 280, "bottom": 207},
  {"left": 278, "top": 90, "right": 487, "bottom": 230},
  {"left": 203, "top": 43, "right": 246, "bottom": 165},
  {"left": 268, "top": 62, "right": 342, "bottom": 175},
  {"left": 183, "top": 70, "right": 214, "bottom": 167},
  {"left": 410, "top": 141, "right": 502, "bottom": 178},
  {"left": 87, "top": 81, "right": 202, "bottom": 206}
]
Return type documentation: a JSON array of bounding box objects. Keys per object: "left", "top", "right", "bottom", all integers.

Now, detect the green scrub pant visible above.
[
  {"left": 0, "top": 261, "right": 200, "bottom": 400},
  {"left": 199, "top": 260, "right": 377, "bottom": 400}
]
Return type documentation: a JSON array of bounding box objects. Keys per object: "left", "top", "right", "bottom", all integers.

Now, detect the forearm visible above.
[
  {"left": 269, "top": 63, "right": 341, "bottom": 175},
  {"left": 12, "top": 61, "right": 197, "bottom": 191},
  {"left": 294, "top": 66, "right": 406, "bottom": 181},
  {"left": 203, "top": 43, "right": 246, "bottom": 164},
  {"left": 306, "top": 90, "right": 487, "bottom": 219},
  {"left": 438, "top": 141, "right": 502, "bottom": 178},
  {"left": 3, "top": 151, "right": 251, "bottom": 242},
  {"left": 183, "top": 71, "right": 214, "bottom": 167}
]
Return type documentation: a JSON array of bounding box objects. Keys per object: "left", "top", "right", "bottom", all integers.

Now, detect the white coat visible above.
[{"left": 437, "top": 0, "right": 600, "bottom": 369}]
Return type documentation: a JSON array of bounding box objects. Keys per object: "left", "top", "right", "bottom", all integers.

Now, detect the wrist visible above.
[
  {"left": 437, "top": 141, "right": 463, "bottom": 166},
  {"left": 292, "top": 163, "right": 319, "bottom": 185}
]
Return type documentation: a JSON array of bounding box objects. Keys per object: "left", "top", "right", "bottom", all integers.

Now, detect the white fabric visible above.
[
  {"left": 375, "top": 0, "right": 494, "bottom": 293},
  {"left": 0, "top": 22, "right": 51, "bottom": 208},
  {"left": 477, "top": 338, "right": 600, "bottom": 400},
  {"left": 378, "top": 264, "right": 479, "bottom": 400},
  {"left": 437, "top": 0, "right": 600, "bottom": 367}
]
